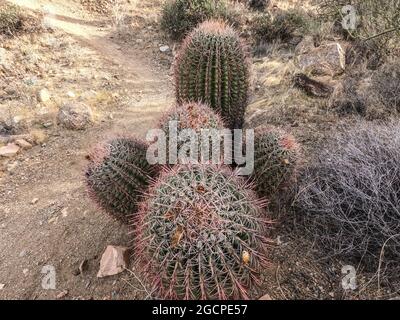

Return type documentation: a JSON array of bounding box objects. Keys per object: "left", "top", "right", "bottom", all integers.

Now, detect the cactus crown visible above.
[
  {"left": 159, "top": 102, "right": 225, "bottom": 133},
  {"left": 254, "top": 126, "right": 299, "bottom": 196},
  {"left": 85, "top": 137, "right": 158, "bottom": 224},
  {"left": 158, "top": 102, "right": 227, "bottom": 164},
  {"left": 175, "top": 20, "right": 250, "bottom": 129},
  {"left": 135, "top": 164, "right": 270, "bottom": 300}
]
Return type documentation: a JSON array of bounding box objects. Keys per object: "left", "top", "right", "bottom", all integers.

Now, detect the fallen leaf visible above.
[
  {"left": 242, "top": 250, "right": 250, "bottom": 265},
  {"left": 171, "top": 226, "right": 184, "bottom": 247}
]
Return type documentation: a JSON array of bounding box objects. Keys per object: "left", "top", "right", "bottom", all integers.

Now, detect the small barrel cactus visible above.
[
  {"left": 158, "top": 102, "right": 227, "bottom": 163},
  {"left": 175, "top": 20, "right": 250, "bottom": 129},
  {"left": 253, "top": 126, "right": 299, "bottom": 195},
  {"left": 85, "top": 137, "right": 158, "bottom": 224},
  {"left": 135, "top": 164, "right": 271, "bottom": 300}
]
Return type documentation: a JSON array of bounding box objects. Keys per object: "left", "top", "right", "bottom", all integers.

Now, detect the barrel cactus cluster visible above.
[{"left": 84, "top": 14, "right": 300, "bottom": 300}]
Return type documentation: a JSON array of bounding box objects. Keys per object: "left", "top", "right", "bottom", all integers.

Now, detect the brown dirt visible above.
[{"left": 0, "top": 0, "right": 173, "bottom": 299}]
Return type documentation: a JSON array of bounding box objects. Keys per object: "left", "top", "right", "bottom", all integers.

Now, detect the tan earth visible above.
[{"left": 0, "top": 0, "right": 173, "bottom": 299}]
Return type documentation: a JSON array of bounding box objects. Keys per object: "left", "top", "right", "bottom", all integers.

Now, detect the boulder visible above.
[
  {"left": 0, "top": 143, "right": 20, "bottom": 158},
  {"left": 296, "top": 41, "right": 346, "bottom": 76},
  {"left": 57, "top": 102, "right": 93, "bottom": 130}
]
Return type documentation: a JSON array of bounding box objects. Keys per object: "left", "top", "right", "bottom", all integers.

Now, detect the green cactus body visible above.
[
  {"left": 135, "top": 164, "right": 270, "bottom": 300},
  {"left": 253, "top": 127, "right": 299, "bottom": 196},
  {"left": 85, "top": 137, "right": 158, "bottom": 224},
  {"left": 175, "top": 20, "right": 250, "bottom": 129}
]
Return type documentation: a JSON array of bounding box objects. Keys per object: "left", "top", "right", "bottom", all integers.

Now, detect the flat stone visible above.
[
  {"left": 159, "top": 45, "right": 170, "bottom": 53},
  {"left": 259, "top": 293, "right": 273, "bottom": 300},
  {"left": 97, "top": 245, "right": 128, "bottom": 278},
  {"left": 15, "top": 139, "right": 33, "bottom": 149},
  {"left": 0, "top": 143, "right": 20, "bottom": 157},
  {"left": 38, "top": 88, "right": 51, "bottom": 103}
]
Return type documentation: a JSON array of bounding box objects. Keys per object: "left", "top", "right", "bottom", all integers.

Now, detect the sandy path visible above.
[{"left": 0, "top": 0, "right": 172, "bottom": 299}]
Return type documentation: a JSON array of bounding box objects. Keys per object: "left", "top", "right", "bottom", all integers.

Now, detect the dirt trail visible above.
[{"left": 0, "top": 0, "right": 172, "bottom": 299}]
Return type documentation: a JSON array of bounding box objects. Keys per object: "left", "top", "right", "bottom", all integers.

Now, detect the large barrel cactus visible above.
[
  {"left": 253, "top": 126, "right": 300, "bottom": 196},
  {"left": 158, "top": 102, "right": 227, "bottom": 163},
  {"left": 175, "top": 20, "right": 250, "bottom": 129},
  {"left": 85, "top": 137, "right": 158, "bottom": 224},
  {"left": 135, "top": 164, "right": 270, "bottom": 300}
]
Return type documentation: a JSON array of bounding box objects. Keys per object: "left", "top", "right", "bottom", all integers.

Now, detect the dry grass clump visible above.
[
  {"left": 160, "top": 0, "right": 238, "bottom": 41},
  {"left": 371, "top": 60, "right": 400, "bottom": 111},
  {"left": 295, "top": 121, "right": 400, "bottom": 283},
  {"left": 250, "top": 9, "right": 310, "bottom": 44},
  {"left": 318, "top": 0, "right": 400, "bottom": 52},
  {"left": 0, "top": 3, "right": 43, "bottom": 37},
  {"left": 345, "top": 40, "right": 385, "bottom": 70}
]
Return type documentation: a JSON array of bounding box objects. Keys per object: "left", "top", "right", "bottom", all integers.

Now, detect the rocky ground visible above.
[{"left": 0, "top": 0, "right": 398, "bottom": 300}]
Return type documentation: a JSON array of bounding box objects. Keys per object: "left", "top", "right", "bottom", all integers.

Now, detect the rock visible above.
[
  {"left": 0, "top": 144, "right": 20, "bottom": 158},
  {"left": 57, "top": 103, "right": 93, "bottom": 130},
  {"left": 296, "top": 42, "right": 346, "bottom": 76},
  {"left": 38, "top": 88, "right": 51, "bottom": 103},
  {"left": 259, "top": 293, "right": 273, "bottom": 300},
  {"left": 79, "top": 259, "right": 89, "bottom": 275},
  {"left": 15, "top": 139, "right": 33, "bottom": 149},
  {"left": 66, "top": 91, "right": 76, "bottom": 98},
  {"left": 56, "top": 290, "right": 69, "bottom": 299},
  {"left": 294, "top": 36, "right": 315, "bottom": 55},
  {"left": 19, "top": 250, "right": 28, "bottom": 257},
  {"left": 6, "top": 161, "right": 18, "bottom": 173},
  {"left": 159, "top": 45, "right": 170, "bottom": 53},
  {"left": 0, "top": 283, "right": 5, "bottom": 290},
  {"left": 23, "top": 268, "right": 29, "bottom": 276},
  {"left": 0, "top": 48, "right": 11, "bottom": 67},
  {"left": 31, "top": 198, "right": 39, "bottom": 205},
  {"left": 97, "top": 245, "right": 128, "bottom": 278},
  {"left": 293, "top": 73, "right": 334, "bottom": 98},
  {"left": 61, "top": 208, "right": 68, "bottom": 217}
]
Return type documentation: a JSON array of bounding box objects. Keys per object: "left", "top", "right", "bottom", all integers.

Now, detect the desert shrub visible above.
[
  {"left": 345, "top": 40, "right": 385, "bottom": 70},
  {"left": 135, "top": 164, "right": 270, "bottom": 299},
  {"left": 329, "top": 77, "right": 367, "bottom": 116},
  {"left": 248, "top": 0, "right": 269, "bottom": 11},
  {"left": 371, "top": 61, "right": 400, "bottom": 111},
  {"left": 295, "top": 121, "right": 400, "bottom": 275},
  {"left": 0, "top": 3, "right": 23, "bottom": 35},
  {"left": 318, "top": 0, "right": 400, "bottom": 51},
  {"left": 251, "top": 9, "right": 309, "bottom": 43},
  {"left": 161, "top": 0, "right": 236, "bottom": 40},
  {"left": 0, "top": 3, "right": 43, "bottom": 36}
]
